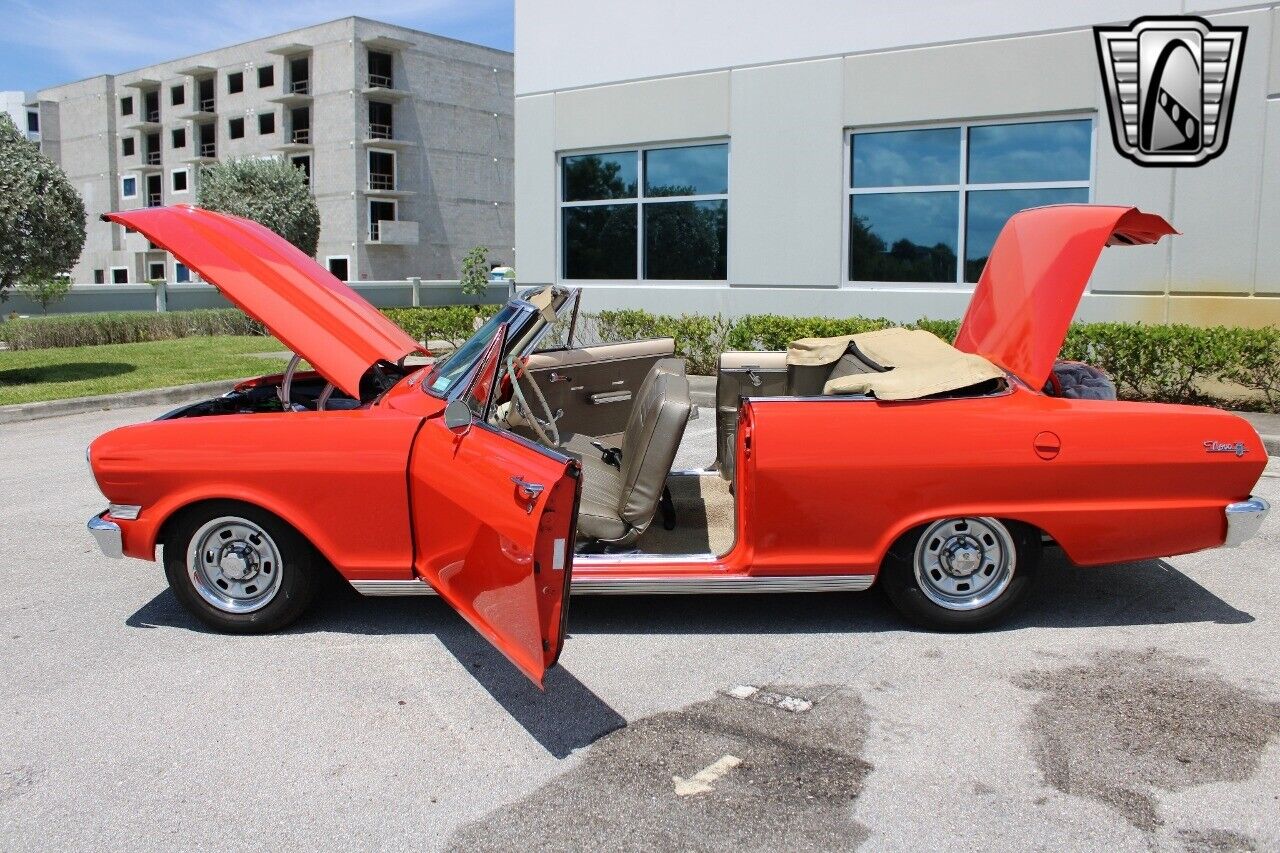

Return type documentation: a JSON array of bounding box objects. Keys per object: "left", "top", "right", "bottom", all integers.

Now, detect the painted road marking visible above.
[{"left": 673, "top": 754, "right": 742, "bottom": 796}]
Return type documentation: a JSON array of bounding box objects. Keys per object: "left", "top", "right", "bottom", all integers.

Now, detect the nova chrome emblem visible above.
[
  {"left": 1094, "top": 16, "right": 1247, "bottom": 167},
  {"left": 1204, "top": 440, "right": 1248, "bottom": 457}
]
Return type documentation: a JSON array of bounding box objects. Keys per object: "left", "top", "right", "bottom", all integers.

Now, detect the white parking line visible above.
[{"left": 673, "top": 754, "right": 742, "bottom": 796}]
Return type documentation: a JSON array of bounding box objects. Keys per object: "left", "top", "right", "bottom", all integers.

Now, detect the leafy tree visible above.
[
  {"left": 197, "top": 157, "right": 320, "bottom": 256},
  {"left": 459, "top": 245, "right": 490, "bottom": 298},
  {"left": 16, "top": 274, "right": 71, "bottom": 313},
  {"left": 0, "top": 114, "right": 86, "bottom": 299}
]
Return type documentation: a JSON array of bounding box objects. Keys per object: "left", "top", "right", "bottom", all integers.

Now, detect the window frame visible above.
[
  {"left": 227, "top": 70, "right": 244, "bottom": 94},
  {"left": 147, "top": 260, "right": 167, "bottom": 282},
  {"left": 120, "top": 175, "right": 138, "bottom": 199},
  {"left": 367, "top": 197, "right": 398, "bottom": 242},
  {"left": 842, "top": 112, "right": 1096, "bottom": 289},
  {"left": 258, "top": 111, "right": 276, "bottom": 135},
  {"left": 367, "top": 147, "right": 398, "bottom": 191},
  {"left": 556, "top": 138, "right": 731, "bottom": 285},
  {"left": 257, "top": 64, "right": 275, "bottom": 89},
  {"left": 228, "top": 116, "right": 245, "bottom": 139},
  {"left": 326, "top": 255, "right": 351, "bottom": 281},
  {"left": 170, "top": 167, "right": 190, "bottom": 195},
  {"left": 120, "top": 96, "right": 133, "bottom": 117},
  {"left": 109, "top": 266, "right": 129, "bottom": 284},
  {"left": 121, "top": 136, "right": 136, "bottom": 158},
  {"left": 171, "top": 127, "right": 186, "bottom": 149}
]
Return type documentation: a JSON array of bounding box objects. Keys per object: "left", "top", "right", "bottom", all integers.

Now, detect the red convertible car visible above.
[{"left": 88, "top": 204, "right": 1268, "bottom": 686}]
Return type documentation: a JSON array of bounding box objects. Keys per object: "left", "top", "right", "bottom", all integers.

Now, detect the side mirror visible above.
[{"left": 443, "top": 399, "right": 473, "bottom": 434}]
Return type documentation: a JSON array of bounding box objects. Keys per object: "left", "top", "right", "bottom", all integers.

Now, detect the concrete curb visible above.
[{"left": 0, "top": 379, "right": 245, "bottom": 425}]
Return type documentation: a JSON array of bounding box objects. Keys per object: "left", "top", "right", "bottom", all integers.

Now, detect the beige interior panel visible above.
[
  {"left": 719, "top": 351, "right": 787, "bottom": 370},
  {"left": 527, "top": 338, "right": 675, "bottom": 369}
]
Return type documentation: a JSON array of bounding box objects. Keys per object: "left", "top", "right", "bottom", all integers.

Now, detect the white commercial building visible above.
[
  {"left": 514, "top": 1, "right": 1280, "bottom": 327},
  {"left": 0, "top": 91, "right": 39, "bottom": 141}
]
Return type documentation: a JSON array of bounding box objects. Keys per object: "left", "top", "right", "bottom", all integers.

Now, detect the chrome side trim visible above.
[
  {"left": 88, "top": 513, "right": 123, "bottom": 559},
  {"left": 1224, "top": 496, "right": 1270, "bottom": 547},
  {"left": 350, "top": 579, "right": 435, "bottom": 596},
  {"left": 349, "top": 574, "right": 877, "bottom": 596}
]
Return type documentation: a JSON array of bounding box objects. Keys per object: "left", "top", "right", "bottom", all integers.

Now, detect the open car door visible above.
[{"left": 409, "top": 326, "right": 582, "bottom": 688}]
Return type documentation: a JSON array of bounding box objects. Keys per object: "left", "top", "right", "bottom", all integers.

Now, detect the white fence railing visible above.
[{"left": 2, "top": 278, "right": 514, "bottom": 318}]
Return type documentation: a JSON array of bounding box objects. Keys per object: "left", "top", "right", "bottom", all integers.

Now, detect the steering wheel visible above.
[{"left": 506, "top": 356, "right": 560, "bottom": 447}]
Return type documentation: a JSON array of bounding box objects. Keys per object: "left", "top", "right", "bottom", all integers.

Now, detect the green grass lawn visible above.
[{"left": 0, "top": 336, "right": 288, "bottom": 406}]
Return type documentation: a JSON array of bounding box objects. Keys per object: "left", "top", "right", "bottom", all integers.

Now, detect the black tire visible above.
[
  {"left": 879, "top": 517, "right": 1040, "bottom": 631},
  {"left": 163, "top": 500, "right": 317, "bottom": 634}
]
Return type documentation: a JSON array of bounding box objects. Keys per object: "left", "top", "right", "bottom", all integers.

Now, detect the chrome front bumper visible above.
[
  {"left": 88, "top": 512, "right": 123, "bottom": 559},
  {"left": 1224, "top": 497, "right": 1270, "bottom": 547}
]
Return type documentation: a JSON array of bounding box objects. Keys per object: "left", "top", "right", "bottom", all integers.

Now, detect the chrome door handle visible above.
[
  {"left": 548, "top": 372, "right": 571, "bottom": 383},
  {"left": 511, "top": 476, "right": 545, "bottom": 513}
]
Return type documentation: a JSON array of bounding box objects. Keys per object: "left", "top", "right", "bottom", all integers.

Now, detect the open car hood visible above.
[
  {"left": 103, "top": 206, "right": 423, "bottom": 399},
  {"left": 953, "top": 205, "right": 1176, "bottom": 389}
]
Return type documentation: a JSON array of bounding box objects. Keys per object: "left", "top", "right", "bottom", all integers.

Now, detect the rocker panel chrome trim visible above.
[{"left": 351, "top": 574, "right": 876, "bottom": 596}]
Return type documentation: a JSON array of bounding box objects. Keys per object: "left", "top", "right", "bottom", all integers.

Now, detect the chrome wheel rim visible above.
[
  {"left": 913, "top": 517, "right": 1016, "bottom": 611},
  {"left": 187, "top": 516, "right": 283, "bottom": 614}
]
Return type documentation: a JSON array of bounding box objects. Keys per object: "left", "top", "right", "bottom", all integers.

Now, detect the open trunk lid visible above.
[
  {"left": 953, "top": 205, "right": 1176, "bottom": 389},
  {"left": 103, "top": 205, "right": 423, "bottom": 399}
]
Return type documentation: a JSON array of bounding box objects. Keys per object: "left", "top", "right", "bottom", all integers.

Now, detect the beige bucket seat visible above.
[{"left": 562, "top": 358, "right": 691, "bottom": 546}]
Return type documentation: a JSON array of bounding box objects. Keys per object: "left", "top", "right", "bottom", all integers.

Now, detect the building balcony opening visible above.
[
  {"left": 368, "top": 149, "right": 396, "bottom": 190},
  {"left": 289, "top": 56, "right": 310, "bottom": 95},
  {"left": 368, "top": 200, "right": 396, "bottom": 241},
  {"left": 198, "top": 123, "right": 216, "bottom": 158},
  {"left": 145, "top": 174, "right": 162, "bottom": 207},
  {"left": 143, "top": 90, "right": 160, "bottom": 123},
  {"left": 288, "top": 104, "right": 311, "bottom": 144},
  {"left": 145, "top": 132, "right": 161, "bottom": 165},
  {"left": 368, "top": 101, "right": 393, "bottom": 140},
  {"left": 367, "top": 50, "right": 394, "bottom": 89},
  {"left": 197, "top": 78, "right": 216, "bottom": 112}
]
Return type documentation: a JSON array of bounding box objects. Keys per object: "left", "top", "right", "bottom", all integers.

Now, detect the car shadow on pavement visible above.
[
  {"left": 127, "top": 582, "right": 627, "bottom": 759},
  {"left": 125, "top": 550, "right": 1249, "bottom": 755}
]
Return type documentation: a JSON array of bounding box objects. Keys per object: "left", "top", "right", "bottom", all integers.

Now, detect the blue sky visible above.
[{"left": 0, "top": 0, "right": 513, "bottom": 92}]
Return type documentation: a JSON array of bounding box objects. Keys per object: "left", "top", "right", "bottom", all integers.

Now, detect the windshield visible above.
[{"left": 425, "top": 304, "right": 522, "bottom": 395}]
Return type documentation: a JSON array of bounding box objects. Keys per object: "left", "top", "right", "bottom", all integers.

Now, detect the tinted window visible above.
[
  {"left": 563, "top": 152, "right": 637, "bottom": 201},
  {"left": 850, "top": 192, "right": 958, "bottom": 283},
  {"left": 122, "top": 176, "right": 137, "bottom": 197},
  {"left": 964, "top": 187, "right": 1089, "bottom": 281},
  {"left": 644, "top": 144, "right": 728, "bottom": 197},
  {"left": 852, "top": 128, "right": 960, "bottom": 188},
  {"left": 645, "top": 200, "right": 727, "bottom": 279},
  {"left": 968, "top": 120, "right": 1092, "bottom": 184},
  {"left": 563, "top": 205, "right": 637, "bottom": 279}
]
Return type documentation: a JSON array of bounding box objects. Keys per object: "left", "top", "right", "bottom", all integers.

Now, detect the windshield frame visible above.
[{"left": 421, "top": 286, "right": 577, "bottom": 402}]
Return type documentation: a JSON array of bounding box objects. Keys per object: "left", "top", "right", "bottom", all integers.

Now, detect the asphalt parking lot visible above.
[{"left": 3, "top": 403, "right": 1279, "bottom": 852}]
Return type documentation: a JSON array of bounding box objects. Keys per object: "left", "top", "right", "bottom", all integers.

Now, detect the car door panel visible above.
[
  {"left": 409, "top": 417, "right": 580, "bottom": 687},
  {"left": 715, "top": 351, "right": 788, "bottom": 480},
  {"left": 525, "top": 338, "right": 675, "bottom": 437}
]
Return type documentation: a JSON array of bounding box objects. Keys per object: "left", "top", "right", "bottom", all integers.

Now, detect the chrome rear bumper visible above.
[
  {"left": 1224, "top": 497, "right": 1270, "bottom": 547},
  {"left": 88, "top": 512, "right": 123, "bottom": 559}
]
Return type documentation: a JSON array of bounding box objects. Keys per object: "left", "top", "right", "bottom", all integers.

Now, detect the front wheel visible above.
[
  {"left": 880, "top": 516, "right": 1040, "bottom": 631},
  {"left": 163, "top": 501, "right": 317, "bottom": 634}
]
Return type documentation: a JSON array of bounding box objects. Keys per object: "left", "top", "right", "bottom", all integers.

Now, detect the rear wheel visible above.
[
  {"left": 880, "top": 516, "right": 1039, "bottom": 630},
  {"left": 163, "top": 501, "right": 317, "bottom": 634}
]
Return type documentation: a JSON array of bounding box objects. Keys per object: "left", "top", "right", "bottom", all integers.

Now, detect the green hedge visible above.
[
  {"left": 5, "top": 306, "right": 1279, "bottom": 411},
  {"left": 0, "top": 306, "right": 497, "bottom": 352},
  {"left": 0, "top": 309, "right": 265, "bottom": 349}
]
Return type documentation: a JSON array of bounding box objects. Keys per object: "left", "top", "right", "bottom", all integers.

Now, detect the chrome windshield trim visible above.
[
  {"left": 88, "top": 513, "right": 123, "bottom": 559},
  {"left": 1224, "top": 496, "right": 1269, "bottom": 547}
]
